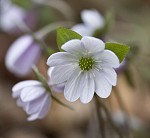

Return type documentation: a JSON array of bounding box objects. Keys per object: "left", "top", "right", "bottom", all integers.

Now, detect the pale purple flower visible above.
[
  {"left": 12, "top": 80, "right": 51, "bottom": 121},
  {"left": 0, "top": 3, "right": 26, "bottom": 33},
  {"left": 5, "top": 35, "right": 41, "bottom": 76},
  {"left": 47, "top": 36, "right": 120, "bottom": 103},
  {"left": 48, "top": 67, "right": 65, "bottom": 93},
  {"left": 72, "top": 9, "right": 104, "bottom": 36},
  {"left": 0, "top": 0, "right": 37, "bottom": 33}
]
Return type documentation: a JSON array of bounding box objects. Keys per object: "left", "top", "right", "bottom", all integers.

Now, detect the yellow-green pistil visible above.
[{"left": 79, "top": 57, "right": 94, "bottom": 71}]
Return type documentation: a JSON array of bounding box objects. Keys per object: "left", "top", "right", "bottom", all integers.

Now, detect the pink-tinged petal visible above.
[
  {"left": 47, "top": 52, "right": 77, "bottom": 67},
  {"left": 81, "top": 36, "right": 105, "bottom": 54},
  {"left": 12, "top": 80, "right": 42, "bottom": 94},
  {"left": 94, "top": 50, "right": 120, "bottom": 68},
  {"left": 61, "top": 39, "right": 85, "bottom": 56},
  {"left": 64, "top": 68, "right": 81, "bottom": 102},
  {"left": 5, "top": 35, "right": 41, "bottom": 76},
  {"left": 93, "top": 69, "right": 112, "bottom": 98},
  {"left": 81, "top": 9, "right": 104, "bottom": 29},
  {"left": 49, "top": 64, "right": 77, "bottom": 85},
  {"left": 71, "top": 24, "right": 94, "bottom": 36},
  {"left": 80, "top": 72, "right": 95, "bottom": 103},
  {"left": 27, "top": 94, "right": 51, "bottom": 121},
  {"left": 20, "top": 86, "right": 45, "bottom": 102}
]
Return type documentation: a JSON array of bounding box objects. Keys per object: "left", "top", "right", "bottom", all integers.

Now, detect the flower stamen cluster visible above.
[{"left": 79, "top": 57, "right": 94, "bottom": 71}]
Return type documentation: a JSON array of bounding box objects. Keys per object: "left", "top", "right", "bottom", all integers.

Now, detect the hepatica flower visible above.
[
  {"left": 12, "top": 80, "right": 51, "bottom": 121},
  {"left": 72, "top": 9, "right": 104, "bottom": 36},
  {"left": 48, "top": 67, "right": 65, "bottom": 93},
  {"left": 47, "top": 36, "right": 120, "bottom": 103},
  {"left": 5, "top": 35, "right": 41, "bottom": 76}
]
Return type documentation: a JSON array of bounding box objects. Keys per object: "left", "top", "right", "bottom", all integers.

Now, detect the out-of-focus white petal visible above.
[
  {"left": 94, "top": 50, "right": 120, "bottom": 68},
  {"left": 12, "top": 80, "right": 42, "bottom": 94},
  {"left": 80, "top": 72, "right": 95, "bottom": 103},
  {"left": 94, "top": 69, "right": 112, "bottom": 98},
  {"left": 61, "top": 39, "right": 85, "bottom": 56},
  {"left": 47, "top": 52, "right": 77, "bottom": 67},
  {"left": 81, "top": 36, "right": 105, "bottom": 54},
  {"left": 5, "top": 35, "right": 41, "bottom": 76},
  {"left": 20, "top": 86, "right": 45, "bottom": 102},
  {"left": 1, "top": 5, "right": 25, "bottom": 32},
  {"left": 81, "top": 9, "right": 104, "bottom": 29},
  {"left": 27, "top": 94, "right": 51, "bottom": 121},
  {"left": 50, "top": 64, "right": 77, "bottom": 84},
  {"left": 71, "top": 24, "right": 94, "bottom": 36},
  {"left": 64, "top": 68, "right": 81, "bottom": 102}
]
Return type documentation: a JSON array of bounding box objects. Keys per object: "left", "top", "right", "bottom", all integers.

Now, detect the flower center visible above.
[{"left": 79, "top": 57, "right": 94, "bottom": 71}]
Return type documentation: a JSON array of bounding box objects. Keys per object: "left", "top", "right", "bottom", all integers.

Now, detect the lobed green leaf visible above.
[{"left": 57, "top": 27, "right": 82, "bottom": 51}]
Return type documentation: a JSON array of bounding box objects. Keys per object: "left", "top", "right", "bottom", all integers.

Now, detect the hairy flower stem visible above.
[
  {"left": 114, "top": 87, "right": 132, "bottom": 137},
  {"left": 32, "top": 66, "right": 73, "bottom": 110},
  {"left": 94, "top": 95, "right": 106, "bottom": 138},
  {"left": 98, "top": 98, "right": 124, "bottom": 138},
  {"left": 32, "top": 0, "right": 74, "bottom": 20},
  {"left": 114, "top": 87, "right": 129, "bottom": 115}
]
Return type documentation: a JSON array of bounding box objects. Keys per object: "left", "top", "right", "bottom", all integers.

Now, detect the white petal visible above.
[
  {"left": 47, "top": 52, "right": 77, "bottom": 67},
  {"left": 50, "top": 64, "right": 76, "bottom": 84},
  {"left": 95, "top": 67, "right": 117, "bottom": 86},
  {"left": 51, "top": 83, "right": 65, "bottom": 93},
  {"left": 81, "top": 36, "right": 105, "bottom": 54},
  {"left": 93, "top": 69, "right": 112, "bottom": 98},
  {"left": 25, "top": 93, "right": 49, "bottom": 115},
  {"left": 12, "top": 80, "right": 42, "bottom": 97},
  {"left": 80, "top": 72, "right": 95, "bottom": 103},
  {"left": 81, "top": 9, "right": 104, "bottom": 29},
  {"left": 27, "top": 113, "right": 39, "bottom": 121},
  {"left": 61, "top": 39, "right": 85, "bottom": 55},
  {"left": 94, "top": 50, "right": 120, "bottom": 68},
  {"left": 5, "top": 35, "right": 41, "bottom": 76},
  {"left": 27, "top": 94, "right": 51, "bottom": 121},
  {"left": 71, "top": 24, "right": 94, "bottom": 36},
  {"left": 20, "top": 86, "right": 45, "bottom": 102},
  {"left": 64, "top": 68, "right": 81, "bottom": 102},
  {"left": 5, "top": 35, "right": 33, "bottom": 70}
]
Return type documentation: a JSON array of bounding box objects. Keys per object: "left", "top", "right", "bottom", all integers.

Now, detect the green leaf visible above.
[
  {"left": 57, "top": 27, "right": 82, "bottom": 51},
  {"left": 12, "top": 0, "right": 32, "bottom": 9},
  {"left": 105, "top": 42, "right": 130, "bottom": 62}
]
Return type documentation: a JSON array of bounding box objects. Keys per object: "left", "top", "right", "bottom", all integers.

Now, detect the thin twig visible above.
[
  {"left": 94, "top": 96, "right": 106, "bottom": 138},
  {"left": 99, "top": 98, "right": 124, "bottom": 138}
]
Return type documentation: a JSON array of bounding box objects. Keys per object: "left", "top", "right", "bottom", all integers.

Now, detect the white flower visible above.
[
  {"left": 72, "top": 9, "right": 104, "bottom": 36},
  {"left": 5, "top": 35, "right": 41, "bottom": 76},
  {"left": 0, "top": 1, "right": 26, "bottom": 33},
  {"left": 48, "top": 67, "right": 65, "bottom": 93},
  {"left": 47, "top": 36, "right": 120, "bottom": 103},
  {"left": 12, "top": 80, "right": 51, "bottom": 121}
]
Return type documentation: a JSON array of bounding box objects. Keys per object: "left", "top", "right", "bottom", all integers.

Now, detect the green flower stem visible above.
[
  {"left": 32, "top": 0, "right": 75, "bottom": 20},
  {"left": 35, "top": 21, "right": 74, "bottom": 39},
  {"left": 32, "top": 66, "right": 73, "bottom": 110},
  {"left": 98, "top": 97, "right": 124, "bottom": 138},
  {"left": 94, "top": 95, "right": 106, "bottom": 138}
]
